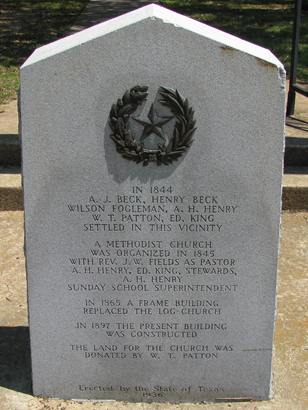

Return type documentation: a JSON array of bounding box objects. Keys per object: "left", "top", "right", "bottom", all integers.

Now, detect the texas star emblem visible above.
[{"left": 108, "top": 86, "right": 197, "bottom": 166}]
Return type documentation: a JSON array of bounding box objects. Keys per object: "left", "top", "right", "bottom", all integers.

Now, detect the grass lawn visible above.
[
  {"left": 0, "top": 0, "right": 89, "bottom": 105},
  {"left": 160, "top": 0, "right": 308, "bottom": 81},
  {"left": 0, "top": 1, "right": 307, "bottom": 105}
]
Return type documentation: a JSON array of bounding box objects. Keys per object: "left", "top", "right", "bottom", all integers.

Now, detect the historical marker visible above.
[{"left": 20, "top": 4, "right": 285, "bottom": 402}]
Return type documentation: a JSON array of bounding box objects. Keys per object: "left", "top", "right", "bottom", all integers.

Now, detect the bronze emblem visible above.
[{"left": 109, "top": 86, "right": 197, "bottom": 166}]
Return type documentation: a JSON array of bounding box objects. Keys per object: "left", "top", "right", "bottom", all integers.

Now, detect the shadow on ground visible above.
[
  {"left": 71, "top": 0, "right": 156, "bottom": 29},
  {"left": 286, "top": 116, "right": 308, "bottom": 133},
  {"left": 0, "top": 0, "right": 89, "bottom": 67},
  {"left": 0, "top": 326, "right": 32, "bottom": 394},
  {"left": 0, "top": 134, "right": 20, "bottom": 168},
  {"left": 0, "top": 188, "right": 23, "bottom": 211},
  {"left": 285, "top": 136, "right": 308, "bottom": 167}
]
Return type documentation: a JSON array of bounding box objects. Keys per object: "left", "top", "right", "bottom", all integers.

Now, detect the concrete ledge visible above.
[{"left": 1, "top": 169, "right": 307, "bottom": 211}]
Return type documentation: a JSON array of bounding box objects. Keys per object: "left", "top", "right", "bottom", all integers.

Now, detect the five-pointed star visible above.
[{"left": 132, "top": 103, "right": 173, "bottom": 144}]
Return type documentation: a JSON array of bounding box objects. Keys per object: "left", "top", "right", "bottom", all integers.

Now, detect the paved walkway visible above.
[
  {"left": 285, "top": 88, "right": 308, "bottom": 139},
  {"left": 0, "top": 100, "right": 18, "bottom": 135},
  {"left": 70, "top": 0, "right": 158, "bottom": 32}
]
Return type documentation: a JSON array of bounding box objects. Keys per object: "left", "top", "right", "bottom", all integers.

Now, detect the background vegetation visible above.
[
  {"left": 0, "top": 0, "right": 88, "bottom": 104},
  {"left": 160, "top": 0, "right": 308, "bottom": 81},
  {"left": 0, "top": 0, "right": 307, "bottom": 104}
]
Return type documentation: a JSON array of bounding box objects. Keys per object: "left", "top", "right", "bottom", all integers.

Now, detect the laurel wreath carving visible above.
[{"left": 109, "top": 85, "right": 197, "bottom": 166}]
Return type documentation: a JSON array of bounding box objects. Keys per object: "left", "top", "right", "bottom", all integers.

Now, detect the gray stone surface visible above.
[{"left": 20, "top": 4, "right": 285, "bottom": 403}]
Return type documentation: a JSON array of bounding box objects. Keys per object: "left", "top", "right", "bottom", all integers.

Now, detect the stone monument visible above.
[{"left": 20, "top": 4, "right": 285, "bottom": 402}]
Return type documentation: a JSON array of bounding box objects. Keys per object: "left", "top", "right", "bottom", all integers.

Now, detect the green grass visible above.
[
  {"left": 160, "top": 0, "right": 308, "bottom": 81},
  {"left": 1, "top": 1, "right": 307, "bottom": 105},
  {"left": 0, "top": 0, "right": 88, "bottom": 104}
]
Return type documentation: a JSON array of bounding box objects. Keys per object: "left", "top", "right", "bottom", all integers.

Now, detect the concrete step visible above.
[
  {"left": 1, "top": 134, "right": 308, "bottom": 167},
  {"left": 0, "top": 167, "right": 307, "bottom": 211}
]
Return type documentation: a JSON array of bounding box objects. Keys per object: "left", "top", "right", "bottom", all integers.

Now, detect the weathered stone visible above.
[{"left": 20, "top": 4, "right": 285, "bottom": 402}]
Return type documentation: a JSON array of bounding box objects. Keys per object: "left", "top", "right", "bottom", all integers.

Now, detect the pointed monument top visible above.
[{"left": 22, "top": 3, "right": 283, "bottom": 69}]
